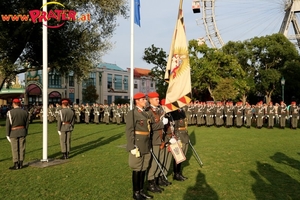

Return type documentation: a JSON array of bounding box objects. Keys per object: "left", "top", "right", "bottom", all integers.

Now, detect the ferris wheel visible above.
[{"left": 194, "top": 0, "right": 300, "bottom": 48}]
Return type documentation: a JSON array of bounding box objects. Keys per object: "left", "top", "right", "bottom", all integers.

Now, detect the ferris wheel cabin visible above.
[{"left": 192, "top": 0, "right": 201, "bottom": 13}]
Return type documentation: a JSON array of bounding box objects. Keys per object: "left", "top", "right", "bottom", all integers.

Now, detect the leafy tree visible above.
[
  {"left": 213, "top": 78, "right": 238, "bottom": 102},
  {"left": 82, "top": 84, "right": 99, "bottom": 103},
  {"left": 0, "top": 0, "right": 128, "bottom": 89},
  {"left": 142, "top": 44, "right": 168, "bottom": 98},
  {"left": 188, "top": 40, "right": 246, "bottom": 101}
]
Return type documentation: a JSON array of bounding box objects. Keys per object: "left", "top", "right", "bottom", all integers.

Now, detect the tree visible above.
[
  {"left": 82, "top": 84, "right": 99, "bottom": 103},
  {"left": 188, "top": 40, "right": 246, "bottom": 101},
  {"left": 0, "top": 0, "right": 128, "bottom": 90},
  {"left": 143, "top": 44, "right": 168, "bottom": 97}
]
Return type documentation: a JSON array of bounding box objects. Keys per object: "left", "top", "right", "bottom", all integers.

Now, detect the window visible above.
[
  {"left": 82, "top": 72, "right": 96, "bottom": 88},
  {"left": 69, "top": 75, "right": 74, "bottom": 87},
  {"left": 114, "top": 75, "right": 122, "bottom": 90},
  {"left": 48, "top": 70, "right": 61, "bottom": 88},
  {"left": 134, "top": 84, "right": 138, "bottom": 89},
  {"left": 124, "top": 76, "right": 128, "bottom": 91},
  {"left": 69, "top": 93, "right": 74, "bottom": 103},
  {"left": 107, "top": 74, "right": 112, "bottom": 89},
  {"left": 107, "top": 95, "right": 112, "bottom": 105}
]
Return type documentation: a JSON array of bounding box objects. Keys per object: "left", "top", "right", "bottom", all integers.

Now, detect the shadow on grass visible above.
[
  {"left": 250, "top": 161, "right": 300, "bottom": 199},
  {"left": 183, "top": 170, "right": 219, "bottom": 200},
  {"left": 270, "top": 152, "right": 300, "bottom": 171},
  {"left": 66, "top": 133, "right": 123, "bottom": 158}
]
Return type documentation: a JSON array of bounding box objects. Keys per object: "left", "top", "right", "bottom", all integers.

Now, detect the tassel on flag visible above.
[{"left": 164, "top": 0, "right": 192, "bottom": 113}]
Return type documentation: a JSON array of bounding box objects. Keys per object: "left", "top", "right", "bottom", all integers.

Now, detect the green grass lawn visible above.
[{"left": 0, "top": 120, "right": 300, "bottom": 200}]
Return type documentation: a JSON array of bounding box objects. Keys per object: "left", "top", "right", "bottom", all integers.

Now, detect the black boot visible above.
[
  {"left": 173, "top": 161, "right": 185, "bottom": 181},
  {"left": 139, "top": 171, "right": 153, "bottom": 199},
  {"left": 158, "top": 176, "right": 172, "bottom": 186},
  {"left": 66, "top": 152, "right": 69, "bottom": 159},
  {"left": 9, "top": 162, "right": 19, "bottom": 170},
  {"left": 154, "top": 177, "right": 164, "bottom": 191},
  {"left": 147, "top": 179, "right": 162, "bottom": 193},
  {"left": 61, "top": 152, "right": 67, "bottom": 160},
  {"left": 132, "top": 171, "right": 143, "bottom": 200},
  {"left": 19, "top": 161, "right": 23, "bottom": 169},
  {"left": 177, "top": 163, "right": 188, "bottom": 180}
]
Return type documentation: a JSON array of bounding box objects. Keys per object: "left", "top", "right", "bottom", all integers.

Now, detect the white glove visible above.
[
  {"left": 169, "top": 137, "right": 177, "bottom": 144},
  {"left": 290, "top": 115, "right": 292, "bottom": 118},
  {"left": 58, "top": 131, "right": 61, "bottom": 135},
  {"left": 162, "top": 117, "right": 168, "bottom": 125},
  {"left": 130, "top": 149, "right": 136, "bottom": 155},
  {"left": 6, "top": 136, "right": 11, "bottom": 143}
]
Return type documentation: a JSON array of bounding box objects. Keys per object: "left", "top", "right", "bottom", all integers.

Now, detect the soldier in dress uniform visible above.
[
  {"left": 289, "top": 101, "right": 299, "bottom": 129},
  {"left": 224, "top": 102, "right": 234, "bottom": 127},
  {"left": 170, "top": 108, "right": 189, "bottom": 181},
  {"left": 57, "top": 98, "right": 75, "bottom": 159},
  {"left": 6, "top": 98, "right": 30, "bottom": 170},
  {"left": 244, "top": 103, "right": 252, "bottom": 128},
  {"left": 103, "top": 104, "right": 110, "bottom": 125},
  {"left": 115, "top": 105, "right": 122, "bottom": 125},
  {"left": 215, "top": 102, "right": 224, "bottom": 127},
  {"left": 125, "top": 92, "right": 153, "bottom": 200},
  {"left": 84, "top": 103, "right": 91, "bottom": 124},
  {"left": 74, "top": 104, "right": 81, "bottom": 123},
  {"left": 235, "top": 102, "right": 244, "bottom": 128},
  {"left": 146, "top": 92, "right": 168, "bottom": 194},
  {"left": 267, "top": 102, "right": 275, "bottom": 128},
  {"left": 255, "top": 101, "right": 264, "bottom": 128},
  {"left": 93, "top": 103, "right": 100, "bottom": 124},
  {"left": 278, "top": 101, "right": 287, "bottom": 129}
]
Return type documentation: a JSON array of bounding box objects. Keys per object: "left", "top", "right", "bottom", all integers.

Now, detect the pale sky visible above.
[{"left": 102, "top": 0, "right": 290, "bottom": 70}]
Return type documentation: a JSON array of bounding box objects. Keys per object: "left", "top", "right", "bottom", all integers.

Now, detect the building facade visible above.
[{"left": 23, "top": 63, "right": 156, "bottom": 105}]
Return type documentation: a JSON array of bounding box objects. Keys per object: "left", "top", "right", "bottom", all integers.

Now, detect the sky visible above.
[{"left": 102, "top": 0, "right": 290, "bottom": 70}]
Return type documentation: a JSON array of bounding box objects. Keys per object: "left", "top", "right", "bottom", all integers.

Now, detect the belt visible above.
[
  {"left": 11, "top": 126, "right": 25, "bottom": 131},
  {"left": 63, "top": 122, "right": 70, "bottom": 124},
  {"left": 135, "top": 131, "right": 149, "bottom": 135},
  {"left": 178, "top": 127, "right": 186, "bottom": 131}
]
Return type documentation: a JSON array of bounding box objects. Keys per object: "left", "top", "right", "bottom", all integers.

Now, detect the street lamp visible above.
[{"left": 281, "top": 77, "right": 285, "bottom": 102}]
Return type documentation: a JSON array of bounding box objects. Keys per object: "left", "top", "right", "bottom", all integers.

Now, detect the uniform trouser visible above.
[
  {"left": 148, "top": 145, "right": 164, "bottom": 180},
  {"left": 129, "top": 153, "right": 151, "bottom": 171},
  {"left": 103, "top": 115, "right": 109, "bottom": 124},
  {"left": 268, "top": 116, "right": 274, "bottom": 127},
  {"left": 76, "top": 114, "right": 80, "bottom": 123},
  {"left": 10, "top": 137, "right": 26, "bottom": 162},
  {"left": 60, "top": 131, "right": 72, "bottom": 153},
  {"left": 236, "top": 117, "right": 243, "bottom": 126},
  {"left": 94, "top": 115, "right": 99, "bottom": 123},
  {"left": 246, "top": 117, "right": 252, "bottom": 127},
  {"left": 280, "top": 117, "right": 286, "bottom": 127},
  {"left": 257, "top": 117, "right": 263, "bottom": 127},
  {"left": 162, "top": 147, "right": 173, "bottom": 176},
  {"left": 226, "top": 117, "right": 233, "bottom": 126},
  {"left": 291, "top": 117, "right": 298, "bottom": 128},
  {"left": 85, "top": 114, "right": 90, "bottom": 123}
]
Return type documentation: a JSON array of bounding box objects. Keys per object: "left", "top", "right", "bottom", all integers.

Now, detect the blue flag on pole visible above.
[{"left": 134, "top": 0, "right": 141, "bottom": 26}]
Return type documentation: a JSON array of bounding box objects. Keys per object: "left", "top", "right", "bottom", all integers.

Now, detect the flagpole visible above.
[
  {"left": 130, "top": 0, "right": 134, "bottom": 109},
  {"left": 41, "top": 0, "right": 48, "bottom": 162}
]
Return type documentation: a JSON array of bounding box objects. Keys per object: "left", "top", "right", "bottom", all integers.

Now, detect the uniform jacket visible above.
[
  {"left": 6, "top": 108, "right": 29, "bottom": 138},
  {"left": 170, "top": 109, "right": 189, "bottom": 144},
  {"left": 146, "top": 106, "right": 165, "bottom": 146},
  {"left": 57, "top": 108, "right": 75, "bottom": 132}
]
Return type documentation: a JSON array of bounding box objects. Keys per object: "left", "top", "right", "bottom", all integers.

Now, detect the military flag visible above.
[{"left": 164, "top": 0, "right": 192, "bottom": 113}]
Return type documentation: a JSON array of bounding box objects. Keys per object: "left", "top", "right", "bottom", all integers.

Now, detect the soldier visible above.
[
  {"left": 74, "top": 104, "right": 81, "bottom": 123},
  {"left": 244, "top": 103, "right": 252, "bottom": 128},
  {"left": 215, "top": 102, "right": 224, "bottom": 127},
  {"left": 6, "top": 98, "right": 30, "bottom": 170},
  {"left": 170, "top": 108, "right": 189, "bottom": 181},
  {"left": 235, "top": 102, "right": 244, "bottom": 128},
  {"left": 125, "top": 92, "right": 153, "bottom": 200},
  {"left": 103, "top": 104, "right": 110, "bottom": 125},
  {"left": 55, "top": 103, "right": 62, "bottom": 122},
  {"left": 146, "top": 92, "right": 168, "bottom": 194},
  {"left": 267, "top": 102, "right": 275, "bottom": 128},
  {"left": 255, "top": 102, "right": 264, "bottom": 128},
  {"left": 57, "top": 98, "right": 75, "bottom": 159},
  {"left": 93, "top": 103, "right": 100, "bottom": 124},
  {"left": 84, "top": 103, "right": 91, "bottom": 124},
  {"left": 206, "top": 102, "right": 215, "bottom": 127},
  {"left": 115, "top": 105, "right": 122, "bottom": 125},
  {"left": 289, "top": 101, "right": 299, "bottom": 129},
  {"left": 48, "top": 104, "right": 55, "bottom": 123},
  {"left": 278, "top": 101, "right": 287, "bottom": 129},
  {"left": 224, "top": 102, "right": 234, "bottom": 127}
]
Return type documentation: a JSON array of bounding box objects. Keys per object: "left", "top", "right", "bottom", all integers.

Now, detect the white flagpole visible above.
[
  {"left": 41, "top": 0, "right": 48, "bottom": 162},
  {"left": 130, "top": 0, "right": 134, "bottom": 110}
]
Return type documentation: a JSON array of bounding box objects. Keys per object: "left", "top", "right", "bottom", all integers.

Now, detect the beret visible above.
[
  {"left": 12, "top": 98, "right": 20, "bottom": 103},
  {"left": 147, "top": 92, "right": 159, "bottom": 98},
  {"left": 61, "top": 98, "right": 70, "bottom": 104},
  {"left": 133, "top": 92, "right": 146, "bottom": 100}
]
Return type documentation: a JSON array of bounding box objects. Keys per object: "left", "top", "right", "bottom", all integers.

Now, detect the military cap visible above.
[
  {"left": 133, "top": 92, "right": 146, "bottom": 100},
  {"left": 12, "top": 98, "right": 20, "bottom": 103},
  {"left": 147, "top": 92, "right": 159, "bottom": 98}
]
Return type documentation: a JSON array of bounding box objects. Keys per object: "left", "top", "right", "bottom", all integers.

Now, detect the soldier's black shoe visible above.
[
  {"left": 173, "top": 173, "right": 185, "bottom": 181},
  {"left": 157, "top": 176, "right": 171, "bottom": 186},
  {"left": 61, "top": 153, "right": 67, "bottom": 160},
  {"left": 133, "top": 191, "right": 144, "bottom": 200},
  {"left": 140, "top": 190, "right": 153, "bottom": 199},
  {"left": 147, "top": 180, "right": 162, "bottom": 193},
  {"left": 179, "top": 173, "right": 188, "bottom": 180},
  {"left": 19, "top": 161, "right": 23, "bottom": 169},
  {"left": 9, "top": 162, "right": 19, "bottom": 170}
]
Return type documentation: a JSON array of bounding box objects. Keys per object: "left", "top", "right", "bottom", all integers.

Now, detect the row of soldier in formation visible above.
[
  {"left": 29, "top": 102, "right": 131, "bottom": 125},
  {"left": 182, "top": 101, "right": 299, "bottom": 129}
]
